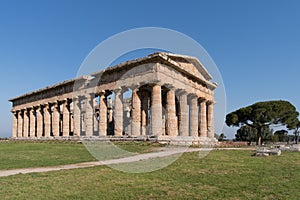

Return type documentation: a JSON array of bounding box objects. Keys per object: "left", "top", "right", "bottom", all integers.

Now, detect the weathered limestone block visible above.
[{"left": 256, "top": 148, "right": 281, "bottom": 156}]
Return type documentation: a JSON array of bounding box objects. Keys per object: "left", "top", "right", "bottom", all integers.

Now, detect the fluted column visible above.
[
  {"left": 131, "top": 88, "right": 141, "bottom": 136},
  {"left": 12, "top": 111, "right": 18, "bottom": 138},
  {"left": 23, "top": 109, "right": 29, "bottom": 138},
  {"left": 36, "top": 106, "right": 43, "bottom": 137},
  {"left": 85, "top": 94, "right": 94, "bottom": 136},
  {"left": 29, "top": 107, "right": 36, "bottom": 137},
  {"left": 178, "top": 91, "right": 188, "bottom": 136},
  {"left": 62, "top": 99, "right": 70, "bottom": 136},
  {"left": 189, "top": 95, "right": 198, "bottom": 137},
  {"left": 199, "top": 99, "right": 208, "bottom": 137},
  {"left": 99, "top": 92, "right": 107, "bottom": 136},
  {"left": 207, "top": 101, "right": 214, "bottom": 138},
  {"left": 166, "top": 89, "right": 178, "bottom": 136},
  {"left": 73, "top": 97, "right": 81, "bottom": 136},
  {"left": 43, "top": 104, "right": 51, "bottom": 137},
  {"left": 114, "top": 88, "right": 123, "bottom": 136},
  {"left": 17, "top": 110, "right": 23, "bottom": 137},
  {"left": 93, "top": 96, "right": 99, "bottom": 134},
  {"left": 52, "top": 102, "right": 60, "bottom": 137},
  {"left": 151, "top": 84, "right": 162, "bottom": 136}
]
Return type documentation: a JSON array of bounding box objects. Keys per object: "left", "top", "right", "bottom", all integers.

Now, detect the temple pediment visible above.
[{"left": 155, "top": 52, "right": 212, "bottom": 82}]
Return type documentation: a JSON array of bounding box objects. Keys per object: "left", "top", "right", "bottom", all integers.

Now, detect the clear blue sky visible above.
[{"left": 1, "top": 0, "right": 299, "bottom": 138}]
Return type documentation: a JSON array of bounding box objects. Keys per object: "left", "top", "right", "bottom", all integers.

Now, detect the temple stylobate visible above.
[{"left": 9, "top": 52, "right": 217, "bottom": 144}]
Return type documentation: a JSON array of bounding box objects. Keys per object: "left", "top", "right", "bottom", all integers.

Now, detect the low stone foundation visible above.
[{"left": 9, "top": 136, "right": 218, "bottom": 146}]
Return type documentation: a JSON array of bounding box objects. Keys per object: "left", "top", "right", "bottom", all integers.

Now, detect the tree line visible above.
[{"left": 225, "top": 100, "right": 300, "bottom": 145}]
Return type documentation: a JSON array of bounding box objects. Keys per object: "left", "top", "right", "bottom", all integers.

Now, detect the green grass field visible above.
[{"left": 0, "top": 142, "right": 300, "bottom": 199}]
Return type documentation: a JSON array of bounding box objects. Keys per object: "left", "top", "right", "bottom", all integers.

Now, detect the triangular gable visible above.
[{"left": 156, "top": 52, "right": 212, "bottom": 82}]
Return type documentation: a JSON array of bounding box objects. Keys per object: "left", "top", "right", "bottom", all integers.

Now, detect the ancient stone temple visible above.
[{"left": 9, "top": 52, "right": 217, "bottom": 144}]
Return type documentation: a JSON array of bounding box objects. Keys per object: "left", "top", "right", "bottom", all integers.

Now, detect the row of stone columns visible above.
[
  {"left": 12, "top": 103, "right": 62, "bottom": 138},
  {"left": 124, "top": 84, "right": 214, "bottom": 138},
  {"left": 12, "top": 84, "right": 214, "bottom": 138}
]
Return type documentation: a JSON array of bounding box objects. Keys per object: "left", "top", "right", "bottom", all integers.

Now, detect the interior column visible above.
[
  {"left": 93, "top": 96, "right": 99, "bottom": 134},
  {"left": 141, "top": 91, "right": 149, "bottom": 136}
]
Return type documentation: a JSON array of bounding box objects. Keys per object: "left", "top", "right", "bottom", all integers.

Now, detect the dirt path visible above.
[{"left": 0, "top": 147, "right": 254, "bottom": 177}]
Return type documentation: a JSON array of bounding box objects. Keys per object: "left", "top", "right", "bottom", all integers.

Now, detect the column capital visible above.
[
  {"left": 176, "top": 89, "right": 188, "bottom": 96},
  {"left": 28, "top": 106, "right": 36, "bottom": 112},
  {"left": 114, "top": 86, "right": 127, "bottom": 94},
  {"left": 187, "top": 93, "right": 198, "bottom": 101},
  {"left": 130, "top": 85, "right": 140, "bottom": 92},
  {"left": 36, "top": 105, "right": 43, "bottom": 112},
  {"left": 84, "top": 93, "right": 94, "bottom": 99},
  {"left": 163, "top": 84, "right": 176, "bottom": 91},
  {"left": 61, "top": 98, "right": 69, "bottom": 103},
  {"left": 98, "top": 90, "right": 107, "bottom": 96},
  {"left": 149, "top": 81, "right": 162, "bottom": 87},
  {"left": 199, "top": 97, "right": 207, "bottom": 103},
  {"left": 206, "top": 100, "right": 216, "bottom": 105},
  {"left": 51, "top": 102, "right": 60, "bottom": 111}
]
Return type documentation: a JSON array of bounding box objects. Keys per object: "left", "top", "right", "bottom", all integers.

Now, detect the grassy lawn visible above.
[
  {"left": 0, "top": 141, "right": 162, "bottom": 170},
  {"left": 0, "top": 141, "right": 96, "bottom": 170},
  {"left": 0, "top": 144, "right": 300, "bottom": 199}
]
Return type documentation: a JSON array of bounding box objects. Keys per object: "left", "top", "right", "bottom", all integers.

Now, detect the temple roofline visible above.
[{"left": 9, "top": 52, "right": 217, "bottom": 102}]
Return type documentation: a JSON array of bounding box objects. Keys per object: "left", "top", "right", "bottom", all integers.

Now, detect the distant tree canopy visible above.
[
  {"left": 292, "top": 120, "right": 300, "bottom": 144},
  {"left": 274, "top": 130, "right": 288, "bottom": 142},
  {"left": 226, "top": 100, "right": 299, "bottom": 145},
  {"left": 235, "top": 125, "right": 273, "bottom": 143}
]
